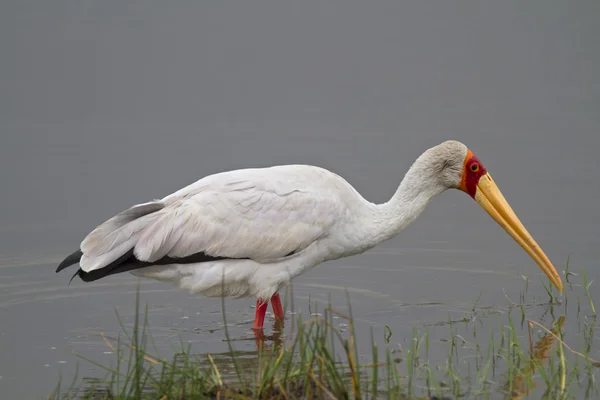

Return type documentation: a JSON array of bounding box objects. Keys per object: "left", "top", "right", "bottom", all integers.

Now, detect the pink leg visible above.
[
  {"left": 270, "top": 293, "right": 285, "bottom": 320},
  {"left": 253, "top": 298, "right": 269, "bottom": 330}
]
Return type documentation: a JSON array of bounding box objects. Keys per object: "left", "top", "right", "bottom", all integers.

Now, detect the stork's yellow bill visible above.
[{"left": 459, "top": 149, "right": 563, "bottom": 292}]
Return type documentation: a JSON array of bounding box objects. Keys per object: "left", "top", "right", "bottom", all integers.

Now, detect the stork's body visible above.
[{"left": 56, "top": 140, "right": 562, "bottom": 331}]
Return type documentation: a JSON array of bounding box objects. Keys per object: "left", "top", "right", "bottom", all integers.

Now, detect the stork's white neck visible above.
[{"left": 362, "top": 159, "right": 447, "bottom": 248}]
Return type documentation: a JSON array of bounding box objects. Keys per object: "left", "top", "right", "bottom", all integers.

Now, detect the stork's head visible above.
[{"left": 419, "top": 140, "right": 563, "bottom": 292}]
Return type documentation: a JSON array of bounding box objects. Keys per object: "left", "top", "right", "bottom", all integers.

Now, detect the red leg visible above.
[
  {"left": 253, "top": 298, "right": 269, "bottom": 330},
  {"left": 271, "top": 293, "right": 285, "bottom": 320}
]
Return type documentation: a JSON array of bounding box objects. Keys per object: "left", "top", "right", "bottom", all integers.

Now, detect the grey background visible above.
[{"left": 1, "top": 1, "right": 599, "bottom": 398}]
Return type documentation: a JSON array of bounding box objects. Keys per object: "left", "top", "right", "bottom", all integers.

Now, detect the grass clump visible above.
[{"left": 50, "top": 267, "right": 599, "bottom": 399}]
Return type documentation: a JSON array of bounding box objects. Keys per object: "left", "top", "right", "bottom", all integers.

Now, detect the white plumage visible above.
[
  {"left": 81, "top": 164, "right": 356, "bottom": 299},
  {"left": 57, "top": 140, "right": 563, "bottom": 330},
  {"left": 62, "top": 141, "right": 468, "bottom": 300}
]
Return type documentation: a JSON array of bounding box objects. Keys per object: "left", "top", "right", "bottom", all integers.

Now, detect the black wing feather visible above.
[
  {"left": 55, "top": 243, "right": 302, "bottom": 284},
  {"left": 56, "top": 250, "right": 83, "bottom": 273},
  {"left": 56, "top": 248, "right": 241, "bottom": 283}
]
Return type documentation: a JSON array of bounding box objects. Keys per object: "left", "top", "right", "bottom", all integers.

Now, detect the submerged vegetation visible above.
[{"left": 50, "top": 266, "right": 599, "bottom": 399}]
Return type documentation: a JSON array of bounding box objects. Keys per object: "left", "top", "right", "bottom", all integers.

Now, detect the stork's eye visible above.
[{"left": 470, "top": 163, "right": 479, "bottom": 172}]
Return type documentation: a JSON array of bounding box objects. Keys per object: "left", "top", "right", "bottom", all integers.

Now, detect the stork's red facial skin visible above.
[{"left": 460, "top": 150, "right": 487, "bottom": 198}]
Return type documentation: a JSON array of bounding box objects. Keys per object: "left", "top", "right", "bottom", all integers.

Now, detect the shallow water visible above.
[{"left": 1, "top": 1, "right": 599, "bottom": 398}]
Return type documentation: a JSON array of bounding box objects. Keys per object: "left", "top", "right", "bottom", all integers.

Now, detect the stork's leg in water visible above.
[
  {"left": 253, "top": 298, "right": 269, "bottom": 330},
  {"left": 253, "top": 293, "right": 284, "bottom": 331},
  {"left": 270, "top": 292, "right": 285, "bottom": 330},
  {"left": 253, "top": 294, "right": 286, "bottom": 349},
  {"left": 253, "top": 298, "right": 269, "bottom": 349}
]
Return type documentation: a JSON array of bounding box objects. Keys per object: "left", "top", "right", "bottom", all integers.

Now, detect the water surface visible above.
[{"left": 1, "top": 1, "right": 599, "bottom": 398}]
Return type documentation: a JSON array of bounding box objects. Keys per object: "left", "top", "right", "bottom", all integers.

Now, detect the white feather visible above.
[{"left": 76, "top": 140, "right": 470, "bottom": 300}]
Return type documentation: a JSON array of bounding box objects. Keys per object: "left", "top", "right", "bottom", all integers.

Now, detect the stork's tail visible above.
[
  {"left": 55, "top": 249, "right": 85, "bottom": 285},
  {"left": 55, "top": 201, "right": 165, "bottom": 284},
  {"left": 56, "top": 249, "right": 83, "bottom": 273}
]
